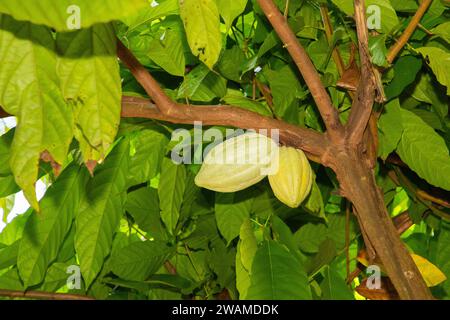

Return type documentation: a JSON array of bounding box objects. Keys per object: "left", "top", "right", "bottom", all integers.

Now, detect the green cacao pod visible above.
[
  {"left": 268, "top": 146, "right": 313, "bottom": 208},
  {"left": 195, "top": 132, "right": 279, "bottom": 192}
]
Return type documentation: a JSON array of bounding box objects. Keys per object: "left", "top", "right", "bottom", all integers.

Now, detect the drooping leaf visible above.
[
  {"left": 75, "top": 139, "right": 130, "bottom": 288},
  {"left": 57, "top": 23, "right": 121, "bottom": 162},
  {"left": 179, "top": 0, "right": 222, "bottom": 68},
  {"left": 147, "top": 30, "right": 186, "bottom": 77},
  {"left": 17, "top": 166, "right": 87, "bottom": 287},
  {"left": 0, "top": 0, "right": 148, "bottom": 31},
  {"left": 0, "top": 15, "right": 74, "bottom": 209}
]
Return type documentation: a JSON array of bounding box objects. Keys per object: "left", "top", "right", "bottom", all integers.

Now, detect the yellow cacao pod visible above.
[
  {"left": 195, "top": 132, "right": 279, "bottom": 192},
  {"left": 268, "top": 146, "right": 313, "bottom": 208}
]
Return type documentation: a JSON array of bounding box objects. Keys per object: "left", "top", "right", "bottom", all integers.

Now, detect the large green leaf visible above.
[
  {"left": 417, "top": 47, "right": 450, "bottom": 95},
  {"left": 246, "top": 241, "right": 312, "bottom": 300},
  {"left": 111, "top": 241, "right": 174, "bottom": 281},
  {"left": 397, "top": 108, "right": 450, "bottom": 191},
  {"left": 0, "top": 15, "right": 74, "bottom": 209},
  {"left": 215, "top": 192, "right": 252, "bottom": 244},
  {"left": 158, "top": 158, "right": 187, "bottom": 234},
  {"left": 57, "top": 23, "right": 121, "bottom": 162},
  {"left": 17, "top": 166, "right": 87, "bottom": 287},
  {"left": 75, "top": 139, "right": 130, "bottom": 288},
  {"left": 216, "top": 0, "right": 248, "bottom": 30},
  {"left": 0, "top": 0, "right": 148, "bottom": 31},
  {"left": 147, "top": 30, "right": 186, "bottom": 77},
  {"left": 331, "top": 0, "right": 399, "bottom": 33},
  {"left": 179, "top": 0, "right": 222, "bottom": 68}
]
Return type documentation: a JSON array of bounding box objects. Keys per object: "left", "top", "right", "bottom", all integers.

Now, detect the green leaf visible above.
[
  {"left": 431, "top": 22, "right": 450, "bottom": 43},
  {"left": 378, "top": 99, "right": 403, "bottom": 160},
  {"left": 417, "top": 47, "right": 450, "bottom": 95},
  {"left": 57, "top": 23, "right": 121, "bottom": 162},
  {"left": 17, "top": 166, "right": 87, "bottom": 287},
  {"left": 385, "top": 55, "right": 422, "bottom": 99},
  {"left": 158, "top": 158, "right": 187, "bottom": 234},
  {"left": 320, "top": 266, "right": 354, "bottom": 300},
  {"left": 128, "top": 128, "right": 168, "bottom": 186},
  {"left": 397, "top": 108, "right": 450, "bottom": 191},
  {"left": 179, "top": 0, "right": 222, "bottom": 68},
  {"left": 265, "top": 65, "right": 303, "bottom": 118},
  {"left": 111, "top": 240, "right": 174, "bottom": 281},
  {"left": 75, "top": 139, "right": 130, "bottom": 288},
  {"left": 123, "top": 0, "right": 179, "bottom": 32},
  {"left": 239, "top": 219, "right": 257, "bottom": 271},
  {"left": 0, "top": 15, "right": 74, "bottom": 209},
  {"left": 147, "top": 30, "right": 186, "bottom": 77},
  {"left": 216, "top": 0, "right": 248, "bottom": 30},
  {"left": 0, "top": 240, "right": 19, "bottom": 270},
  {"left": 246, "top": 241, "right": 312, "bottom": 300},
  {"left": 0, "top": 0, "right": 148, "bottom": 31},
  {"left": 215, "top": 192, "right": 252, "bottom": 244},
  {"left": 177, "top": 64, "right": 227, "bottom": 101},
  {"left": 331, "top": 0, "right": 399, "bottom": 33},
  {"left": 436, "top": 222, "right": 450, "bottom": 295},
  {"left": 222, "top": 90, "right": 273, "bottom": 117},
  {"left": 0, "top": 268, "right": 24, "bottom": 290},
  {"left": 126, "top": 187, "right": 165, "bottom": 239}
]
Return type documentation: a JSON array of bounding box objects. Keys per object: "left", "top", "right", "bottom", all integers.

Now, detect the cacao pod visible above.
[
  {"left": 195, "top": 132, "right": 279, "bottom": 192},
  {"left": 268, "top": 146, "right": 312, "bottom": 208}
]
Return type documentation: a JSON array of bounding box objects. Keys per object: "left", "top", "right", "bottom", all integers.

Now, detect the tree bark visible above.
[{"left": 329, "top": 147, "right": 433, "bottom": 299}]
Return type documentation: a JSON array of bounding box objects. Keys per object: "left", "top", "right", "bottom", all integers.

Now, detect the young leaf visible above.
[{"left": 417, "top": 47, "right": 450, "bottom": 95}]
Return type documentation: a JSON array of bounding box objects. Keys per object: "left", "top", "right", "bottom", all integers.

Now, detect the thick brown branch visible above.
[
  {"left": 346, "top": 0, "right": 376, "bottom": 145},
  {"left": 0, "top": 289, "right": 94, "bottom": 300},
  {"left": 121, "top": 96, "right": 327, "bottom": 161},
  {"left": 257, "top": 0, "right": 343, "bottom": 136},
  {"left": 387, "top": 0, "right": 433, "bottom": 64}
]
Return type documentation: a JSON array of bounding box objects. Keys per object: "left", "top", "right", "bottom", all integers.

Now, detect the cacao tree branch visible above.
[
  {"left": 346, "top": 0, "right": 376, "bottom": 145},
  {"left": 256, "top": 0, "right": 343, "bottom": 136},
  {"left": 120, "top": 96, "right": 327, "bottom": 162},
  {"left": 387, "top": 0, "right": 433, "bottom": 64},
  {"left": 0, "top": 289, "right": 95, "bottom": 300}
]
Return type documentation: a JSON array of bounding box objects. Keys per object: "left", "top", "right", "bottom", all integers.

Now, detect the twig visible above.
[
  {"left": 387, "top": 0, "right": 433, "bottom": 64},
  {"left": 256, "top": 0, "right": 343, "bottom": 135},
  {"left": 0, "top": 289, "right": 94, "bottom": 300}
]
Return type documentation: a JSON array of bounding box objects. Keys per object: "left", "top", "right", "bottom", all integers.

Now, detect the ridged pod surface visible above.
[
  {"left": 268, "top": 146, "right": 313, "bottom": 208},
  {"left": 195, "top": 132, "right": 279, "bottom": 192}
]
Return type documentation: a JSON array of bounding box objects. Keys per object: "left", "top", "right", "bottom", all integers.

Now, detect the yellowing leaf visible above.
[
  {"left": 411, "top": 254, "right": 447, "bottom": 287},
  {"left": 179, "top": 0, "right": 222, "bottom": 68}
]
